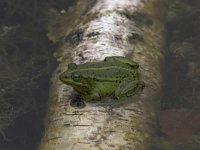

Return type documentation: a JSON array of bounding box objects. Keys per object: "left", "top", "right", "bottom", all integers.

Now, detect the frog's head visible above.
[{"left": 59, "top": 63, "right": 90, "bottom": 93}]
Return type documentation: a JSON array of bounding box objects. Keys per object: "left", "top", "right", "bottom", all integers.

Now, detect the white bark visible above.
[{"left": 39, "top": 0, "right": 166, "bottom": 149}]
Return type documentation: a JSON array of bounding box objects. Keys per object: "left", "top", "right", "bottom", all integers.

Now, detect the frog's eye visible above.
[{"left": 72, "top": 72, "right": 81, "bottom": 81}]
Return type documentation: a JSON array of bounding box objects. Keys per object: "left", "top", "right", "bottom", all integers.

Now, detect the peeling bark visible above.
[{"left": 39, "top": 0, "right": 166, "bottom": 149}]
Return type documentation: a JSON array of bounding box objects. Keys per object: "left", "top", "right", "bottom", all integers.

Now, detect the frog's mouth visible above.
[
  {"left": 60, "top": 77, "right": 87, "bottom": 87},
  {"left": 66, "top": 80, "right": 88, "bottom": 88},
  {"left": 61, "top": 79, "right": 90, "bottom": 94}
]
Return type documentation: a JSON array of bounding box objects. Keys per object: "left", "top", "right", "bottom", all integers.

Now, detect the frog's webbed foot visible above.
[{"left": 115, "top": 79, "right": 145, "bottom": 100}]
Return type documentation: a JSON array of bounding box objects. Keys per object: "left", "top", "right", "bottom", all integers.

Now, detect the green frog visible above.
[{"left": 59, "top": 56, "right": 145, "bottom": 101}]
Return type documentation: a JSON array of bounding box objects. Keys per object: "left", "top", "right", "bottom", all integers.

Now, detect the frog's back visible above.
[
  {"left": 75, "top": 66, "right": 139, "bottom": 81},
  {"left": 76, "top": 60, "right": 136, "bottom": 70}
]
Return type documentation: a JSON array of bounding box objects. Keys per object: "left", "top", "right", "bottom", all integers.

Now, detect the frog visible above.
[{"left": 59, "top": 56, "right": 145, "bottom": 101}]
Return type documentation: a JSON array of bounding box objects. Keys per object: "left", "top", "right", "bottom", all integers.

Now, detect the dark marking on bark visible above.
[
  {"left": 119, "top": 11, "right": 153, "bottom": 26},
  {"left": 114, "top": 34, "right": 123, "bottom": 41},
  {"left": 49, "top": 136, "right": 62, "bottom": 141},
  {"left": 86, "top": 31, "right": 100, "bottom": 38},
  {"left": 64, "top": 123, "right": 71, "bottom": 127},
  {"left": 69, "top": 93, "right": 86, "bottom": 108},
  {"left": 118, "top": 118, "right": 129, "bottom": 122},
  {"left": 56, "top": 69, "right": 62, "bottom": 74},
  {"left": 108, "top": 144, "right": 116, "bottom": 147},
  {"left": 64, "top": 29, "right": 84, "bottom": 46},
  {"left": 97, "top": 110, "right": 109, "bottom": 113},
  {"left": 72, "top": 110, "right": 93, "bottom": 113},
  {"left": 128, "top": 33, "right": 144, "bottom": 44},
  {"left": 126, "top": 108, "right": 143, "bottom": 115},
  {"left": 49, "top": 118, "right": 63, "bottom": 122},
  {"left": 70, "top": 99, "right": 86, "bottom": 108},
  {"left": 77, "top": 141, "right": 90, "bottom": 144},
  {"left": 73, "top": 124, "right": 91, "bottom": 126},
  {"left": 115, "top": 113, "right": 124, "bottom": 117},
  {"left": 65, "top": 113, "right": 84, "bottom": 115},
  {"left": 95, "top": 144, "right": 103, "bottom": 150},
  {"left": 83, "top": 12, "right": 99, "bottom": 24},
  {"left": 105, "top": 130, "right": 115, "bottom": 133},
  {"left": 58, "top": 104, "right": 67, "bottom": 107}
]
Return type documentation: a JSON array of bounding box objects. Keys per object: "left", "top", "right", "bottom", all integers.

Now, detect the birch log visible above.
[{"left": 39, "top": 0, "right": 166, "bottom": 149}]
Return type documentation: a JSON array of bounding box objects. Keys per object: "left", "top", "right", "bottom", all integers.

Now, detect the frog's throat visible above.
[{"left": 73, "top": 85, "right": 90, "bottom": 95}]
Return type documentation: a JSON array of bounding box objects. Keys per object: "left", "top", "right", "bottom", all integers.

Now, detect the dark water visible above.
[
  {"left": 0, "top": 0, "right": 76, "bottom": 150},
  {"left": 156, "top": 1, "right": 200, "bottom": 149}
]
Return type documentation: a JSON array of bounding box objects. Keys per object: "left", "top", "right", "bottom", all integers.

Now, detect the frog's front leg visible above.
[
  {"left": 82, "top": 92, "right": 100, "bottom": 101},
  {"left": 115, "top": 78, "right": 145, "bottom": 100}
]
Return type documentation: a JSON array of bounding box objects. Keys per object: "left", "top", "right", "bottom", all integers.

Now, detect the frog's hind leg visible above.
[
  {"left": 104, "top": 56, "right": 139, "bottom": 69},
  {"left": 115, "top": 79, "right": 145, "bottom": 100}
]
